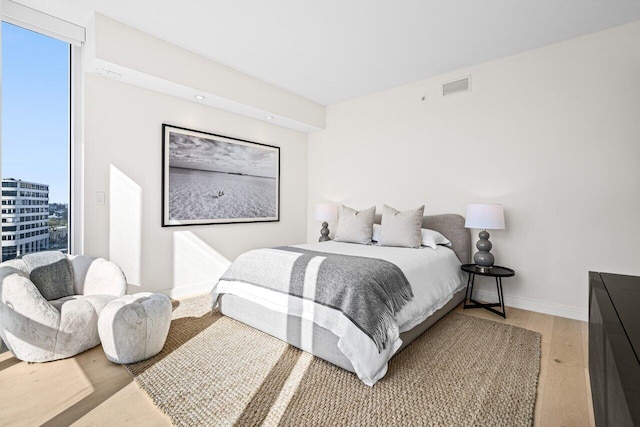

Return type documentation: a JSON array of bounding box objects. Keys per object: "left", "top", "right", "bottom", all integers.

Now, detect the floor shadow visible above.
[
  {"left": 0, "top": 355, "right": 20, "bottom": 372},
  {"left": 40, "top": 346, "right": 132, "bottom": 427},
  {"left": 233, "top": 346, "right": 302, "bottom": 426}
]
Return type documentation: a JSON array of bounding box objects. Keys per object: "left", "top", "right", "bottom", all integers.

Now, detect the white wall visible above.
[
  {"left": 84, "top": 74, "right": 308, "bottom": 297},
  {"left": 307, "top": 21, "right": 640, "bottom": 320}
]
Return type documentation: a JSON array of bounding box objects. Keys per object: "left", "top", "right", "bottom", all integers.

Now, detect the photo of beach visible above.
[{"left": 163, "top": 125, "right": 279, "bottom": 226}]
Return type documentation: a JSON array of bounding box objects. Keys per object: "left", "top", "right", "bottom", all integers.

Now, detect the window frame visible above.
[{"left": 1, "top": 1, "right": 85, "bottom": 255}]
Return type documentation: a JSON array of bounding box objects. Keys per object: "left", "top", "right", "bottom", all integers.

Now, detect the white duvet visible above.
[{"left": 212, "top": 241, "right": 465, "bottom": 386}]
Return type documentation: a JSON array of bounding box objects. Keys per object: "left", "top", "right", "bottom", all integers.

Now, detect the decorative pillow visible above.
[
  {"left": 372, "top": 223, "right": 382, "bottom": 242},
  {"left": 334, "top": 205, "right": 376, "bottom": 245},
  {"left": 378, "top": 205, "right": 425, "bottom": 248},
  {"left": 372, "top": 224, "right": 451, "bottom": 250},
  {"left": 22, "top": 251, "right": 75, "bottom": 301},
  {"left": 421, "top": 228, "right": 452, "bottom": 249}
]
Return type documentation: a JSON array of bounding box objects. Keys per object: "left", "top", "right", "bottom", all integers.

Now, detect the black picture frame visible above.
[{"left": 162, "top": 124, "right": 280, "bottom": 227}]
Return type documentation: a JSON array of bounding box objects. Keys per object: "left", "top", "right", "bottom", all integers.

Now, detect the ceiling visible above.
[{"left": 13, "top": 0, "right": 640, "bottom": 105}]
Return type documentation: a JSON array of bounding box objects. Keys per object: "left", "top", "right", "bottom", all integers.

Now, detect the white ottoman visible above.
[{"left": 98, "top": 292, "right": 172, "bottom": 364}]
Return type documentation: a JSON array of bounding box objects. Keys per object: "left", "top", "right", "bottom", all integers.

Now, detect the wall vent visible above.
[{"left": 442, "top": 76, "right": 471, "bottom": 97}]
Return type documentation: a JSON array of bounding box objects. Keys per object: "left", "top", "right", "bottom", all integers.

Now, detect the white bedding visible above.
[{"left": 212, "top": 241, "right": 465, "bottom": 386}]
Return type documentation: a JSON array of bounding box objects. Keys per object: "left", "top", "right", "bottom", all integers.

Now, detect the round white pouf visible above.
[{"left": 98, "top": 292, "right": 172, "bottom": 364}]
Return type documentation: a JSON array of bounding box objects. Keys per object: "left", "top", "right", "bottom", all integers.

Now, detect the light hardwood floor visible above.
[{"left": 0, "top": 304, "right": 594, "bottom": 426}]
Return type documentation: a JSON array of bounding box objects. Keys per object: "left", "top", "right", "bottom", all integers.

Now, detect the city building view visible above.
[{"left": 0, "top": 178, "right": 67, "bottom": 261}]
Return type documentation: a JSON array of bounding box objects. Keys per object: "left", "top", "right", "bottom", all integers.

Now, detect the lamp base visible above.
[
  {"left": 319, "top": 221, "right": 331, "bottom": 242},
  {"left": 473, "top": 229, "right": 495, "bottom": 270},
  {"left": 475, "top": 265, "right": 493, "bottom": 273}
]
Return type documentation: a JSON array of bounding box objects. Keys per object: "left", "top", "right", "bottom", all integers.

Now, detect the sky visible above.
[
  {"left": 1, "top": 22, "right": 70, "bottom": 203},
  {"left": 169, "top": 132, "right": 278, "bottom": 178}
]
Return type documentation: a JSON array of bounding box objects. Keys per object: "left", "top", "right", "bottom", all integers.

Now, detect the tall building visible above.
[{"left": 1, "top": 178, "right": 50, "bottom": 261}]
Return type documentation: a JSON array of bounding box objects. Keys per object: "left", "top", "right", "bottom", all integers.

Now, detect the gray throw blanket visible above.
[{"left": 217, "top": 246, "right": 413, "bottom": 352}]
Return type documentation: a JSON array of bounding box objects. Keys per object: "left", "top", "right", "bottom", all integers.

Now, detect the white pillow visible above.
[
  {"left": 378, "top": 205, "right": 424, "bottom": 248},
  {"left": 372, "top": 223, "right": 382, "bottom": 242},
  {"left": 373, "top": 224, "right": 452, "bottom": 250},
  {"left": 334, "top": 205, "right": 376, "bottom": 245},
  {"left": 420, "top": 228, "right": 452, "bottom": 250}
]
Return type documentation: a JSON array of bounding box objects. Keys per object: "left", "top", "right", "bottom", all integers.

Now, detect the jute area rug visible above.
[{"left": 124, "top": 295, "right": 541, "bottom": 426}]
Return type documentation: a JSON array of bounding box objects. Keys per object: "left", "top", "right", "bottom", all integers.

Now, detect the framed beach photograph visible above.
[{"left": 162, "top": 124, "right": 280, "bottom": 226}]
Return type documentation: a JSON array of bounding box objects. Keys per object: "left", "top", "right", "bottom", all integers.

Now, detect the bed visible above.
[{"left": 211, "top": 214, "right": 470, "bottom": 385}]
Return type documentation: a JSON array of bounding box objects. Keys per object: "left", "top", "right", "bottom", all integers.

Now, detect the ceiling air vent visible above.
[{"left": 442, "top": 76, "right": 471, "bottom": 97}]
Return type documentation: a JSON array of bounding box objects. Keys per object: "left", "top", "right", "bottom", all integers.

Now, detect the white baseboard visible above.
[
  {"left": 473, "top": 289, "right": 588, "bottom": 322},
  {"left": 158, "top": 281, "right": 216, "bottom": 299}
]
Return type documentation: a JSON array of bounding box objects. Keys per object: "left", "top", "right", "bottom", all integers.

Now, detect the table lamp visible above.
[
  {"left": 464, "top": 204, "right": 505, "bottom": 272},
  {"left": 314, "top": 203, "right": 338, "bottom": 242}
]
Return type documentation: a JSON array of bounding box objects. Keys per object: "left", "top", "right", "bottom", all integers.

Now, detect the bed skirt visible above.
[{"left": 219, "top": 288, "right": 466, "bottom": 373}]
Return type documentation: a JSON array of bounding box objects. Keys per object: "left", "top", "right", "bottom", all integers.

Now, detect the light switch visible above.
[{"left": 96, "top": 191, "right": 105, "bottom": 205}]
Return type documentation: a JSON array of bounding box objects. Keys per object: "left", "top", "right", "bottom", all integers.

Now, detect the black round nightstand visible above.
[{"left": 461, "top": 264, "right": 515, "bottom": 318}]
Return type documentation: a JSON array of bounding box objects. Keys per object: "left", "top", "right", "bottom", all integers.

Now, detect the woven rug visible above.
[{"left": 124, "top": 295, "right": 541, "bottom": 426}]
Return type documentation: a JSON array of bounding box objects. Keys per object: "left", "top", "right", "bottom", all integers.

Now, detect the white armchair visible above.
[{"left": 0, "top": 252, "right": 127, "bottom": 362}]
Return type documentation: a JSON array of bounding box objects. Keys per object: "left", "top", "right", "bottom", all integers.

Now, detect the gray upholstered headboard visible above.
[{"left": 374, "top": 213, "right": 470, "bottom": 264}]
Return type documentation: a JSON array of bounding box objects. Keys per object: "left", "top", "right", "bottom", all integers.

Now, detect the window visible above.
[{"left": 1, "top": 22, "right": 70, "bottom": 261}]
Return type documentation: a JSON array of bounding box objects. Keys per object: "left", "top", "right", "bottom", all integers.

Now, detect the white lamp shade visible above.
[
  {"left": 314, "top": 203, "right": 338, "bottom": 222},
  {"left": 464, "top": 204, "right": 505, "bottom": 230}
]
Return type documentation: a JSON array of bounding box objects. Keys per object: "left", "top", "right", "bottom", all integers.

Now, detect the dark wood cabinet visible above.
[{"left": 589, "top": 272, "right": 640, "bottom": 426}]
